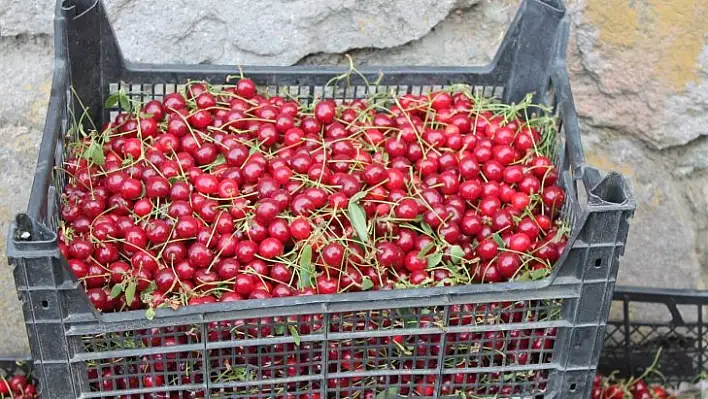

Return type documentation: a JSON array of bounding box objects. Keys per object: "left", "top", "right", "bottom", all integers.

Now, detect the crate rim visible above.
[{"left": 613, "top": 285, "right": 708, "bottom": 303}]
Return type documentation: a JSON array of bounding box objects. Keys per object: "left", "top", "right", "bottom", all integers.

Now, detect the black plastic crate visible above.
[
  {"left": 600, "top": 286, "right": 708, "bottom": 385},
  {"left": 6, "top": 0, "right": 635, "bottom": 398}
]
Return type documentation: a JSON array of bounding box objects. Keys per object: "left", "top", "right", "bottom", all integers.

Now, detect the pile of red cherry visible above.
[
  {"left": 593, "top": 374, "right": 674, "bottom": 399},
  {"left": 58, "top": 76, "right": 569, "bottom": 314},
  {"left": 0, "top": 371, "right": 37, "bottom": 398}
]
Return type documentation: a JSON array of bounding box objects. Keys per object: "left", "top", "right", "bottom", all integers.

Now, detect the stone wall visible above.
[{"left": 0, "top": 0, "right": 706, "bottom": 354}]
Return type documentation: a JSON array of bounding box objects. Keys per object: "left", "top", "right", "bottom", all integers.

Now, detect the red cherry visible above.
[
  {"left": 270, "top": 263, "right": 292, "bottom": 284},
  {"left": 194, "top": 174, "right": 219, "bottom": 195},
  {"left": 188, "top": 242, "right": 214, "bottom": 268},
  {"left": 164, "top": 92, "right": 187, "bottom": 111},
  {"left": 234, "top": 274, "right": 255, "bottom": 296},
  {"left": 404, "top": 251, "right": 428, "bottom": 272},
  {"left": 259, "top": 237, "right": 284, "bottom": 259},
  {"left": 459, "top": 180, "right": 482, "bottom": 201},
  {"left": 498, "top": 253, "right": 522, "bottom": 279},
  {"left": 255, "top": 199, "right": 280, "bottom": 223},
  {"left": 196, "top": 92, "right": 216, "bottom": 109},
  {"left": 480, "top": 263, "right": 503, "bottom": 283},
  {"left": 509, "top": 233, "right": 532, "bottom": 252},
  {"left": 316, "top": 276, "right": 338, "bottom": 294},
  {"left": 479, "top": 196, "right": 501, "bottom": 216},
  {"left": 290, "top": 216, "right": 312, "bottom": 244},
  {"left": 477, "top": 239, "right": 498, "bottom": 260},
  {"left": 189, "top": 109, "right": 212, "bottom": 129},
  {"left": 511, "top": 192, "right": 530, "bottom": 210},
  {"left": 120, "top": 178, "right": 143, "bottom": 200},
  {"left": 542, "top": 186, "right": 565, "bottom": 208},
  {"left": 376, "top": 242, "right": 403, "bottom": 268},
  {"left": 236, "top": 241, "right": 259, "bottom": 263},
  {"left": 395, "top": 198, "right": 419, "bottom": 220},
  {"left": 236, "top": 78, "right": 256, "bottom": 98},
  {"left": 314, "top": 100, "right": 336, "bottom": 124},
  {"left": 321, "top": 242, "right": 345, "bottom": 267}
]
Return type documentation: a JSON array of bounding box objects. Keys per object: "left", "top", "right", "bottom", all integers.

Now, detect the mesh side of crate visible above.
[
  {"left": 70, "top": 299, "right": 564, "bottom": 397},
  {"left": 107, "top": 82, "right": 506, "bottom": 113},
  {"left": 600, "top": 294, "right": 707, "bottom": 386}
]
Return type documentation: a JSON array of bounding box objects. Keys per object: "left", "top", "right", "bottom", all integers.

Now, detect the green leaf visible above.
[
  {"left": 274, "top": 324, "right": 286, "bottom": 336},
  {"left": 395, "top": 307, "right": 414, "bottom": 317},
  {"left": 515, "top": 270, "right": 531, "bottom": 281},
  {"left": 145, "top": 307, "right": 156, "bottom": 320},
  {"left": 92, "top": 145, "right": 105, "bottom": 166},
  {"left": 118, "top": 93, "right": 131, "bottom": 111},
  {"left": 301, "top": 244, "right": 313, "bottom": 266},
  {"left": 289, "top": 325, "right": 301, "bottom": 346},
  {"left": 420, "top": 222, "right": 434, "bottom": 236},
  {"left": 375, "top": 387, "right": 399, "bottom": 399},
  {"left": 348, "top": 202, "right": 369, "bottom": 244},
  {"left": 82, "top": 140, "right": 105, "bottom": 166},
  {"left": 110, "top": 284, "right": 124, "bottom": 299},
  {"left": 427, "top": 252, "right": 443, "bottom": 268},
  {"left": 140, "top": 281, "right": 157, "bottom": 297},
  {"left": 105, "top": 93, "right": 120, "bottom": 108},
  {"left": 416, "top": 242, "right": 435, "bottom": 260},
  {"left": 394, "top": 308, "right": 418, "bottom": 327},
  {"left": 530, "top": 268, "right": 549, "bottom": 280},
  {"left": 125, "top": 281, "right": 137, "bottom": 304},
  {"left": 213, "top": 154, "right": 226, "bottom": 166},
  {"left": 450, "top": 245, "right": 465, "bottom": 264},
  {"left": 445, "top": 262, "right": 459, "bottom": 275},
  {"left": 492, "top": 233, "right": 505, "bottom": 248},
  {"left": 232, "top": 366, "right": 251, "bottom": 381},
  {"left": 298, "top": 244, "right": 314, "bottom": 289},
  {"left": 360, "top": 277, "right": 374, "bottom": 291},
  {"left": 349, "top": 191, "right": 367, "bottom": 204}
]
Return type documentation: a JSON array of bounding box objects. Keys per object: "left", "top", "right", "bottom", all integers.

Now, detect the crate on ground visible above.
[
  {"left": 6, "top": 0, "right": 634, "bottom": 397},
  {"left": 600, "top": 286, "right": 708, "bottom": 385}
]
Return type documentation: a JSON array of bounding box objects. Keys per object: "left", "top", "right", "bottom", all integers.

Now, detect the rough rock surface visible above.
[
  {"left": 571, "top": 0, "right": 708, "bottom": 150},
  {"left": 0, "top": 34, "right": 51, "bottom": 355},
  {"left": 0, "top": 0, "right": 707, "bottom": 356},
  {"left": 2, "top": 0, "right": 480, "bottom": 65},
  {"left": 300, "top": 0, "right": 515, "bottom": 66},
  {"left": 566, "top": 0, "right": 708, "bottom": 293},
  {"left": 0, "top": 1, "right": 54, "bottom": 37}
]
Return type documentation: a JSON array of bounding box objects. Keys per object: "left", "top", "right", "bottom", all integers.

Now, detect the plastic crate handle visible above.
[
  {"left": 614, "top": 286, "right": 708, "bottom": 326},
  {"left": 24, "top": 1, "right": 72, "bottom": 225},
  {"left": 547, "top": 16, "right": 586, "bottom": 180},
  {"left": 500, "top": 0, "right": 567, "bottom": 105}
]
